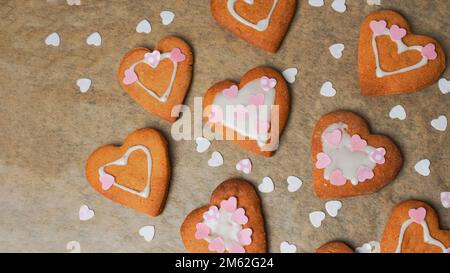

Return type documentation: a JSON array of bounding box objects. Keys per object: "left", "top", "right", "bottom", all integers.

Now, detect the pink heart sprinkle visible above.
[
  {"left": 195, "top": 223, "right": 210, "bottom": 240},
  {"left": 389, "top": 25, "right": 407, "bottom": 40},
  {"left": 169, "top": 48, "right": 186, "bottom": 63},
  {"left": 421, "top": 43, "right": 437, "bottom": 60},
  {"left": 238, "top": 228, "right": 252, "bottom": 246},
  {"left": 357, "top": 165, "right": 374, "bottom": 182},
  {"left": 144, "top": 50, "right": 161, "bottom": 67},
  {"left": 236, "top": 158, "right": 252, "bottom": 173},
  {"left": 441, "top": 192, "right": 450, "bottom": 208},
  {"left": 208, "top": 105, "right": 223, "bottom": 123},
  {"left": 260, "top": 76, "right": 277, "bottom": 91},
  {"left": 122, "top": 68, "right": 138, "bottom": 85},
  {"left": 235, "top": 105, "right": 249, "bottom": 120},
  {"left": 315, "top": 152, "right": 332, "bottom": 169},
  {"left": 220, "top": 196, "right": 237, "bottom": 213},
  {"left": 208, "top": 237, "right": 225, "bottom": 253},
  {"left": 229, "top": 242, "right": 245, "bottom": 253},
  {"left": 330, "top": 169, "right": 346, "bottom": 186},
  {"left": 257, "top": 121, "right": 270, "bottom": 134},
  {"left": 350, "top": 134, "right": 368, "bottom": 151},
  {"left": 408, "top": 207, "right": 426, "bottom": 224},
  {"left": 99, "top": 173, "right": 115, "bottom": 190},
  {"left": 223, "top": 85, "right": 239, "bottom": 99},
  {"left": 203, "top": 206, "right": 219, "bottom": 221},
  {"left": 325, "top": 129, "right": 342, "bottom": 146},
  {"left": 248, "top": 93, "right": 265, "bottom": 106},
  {"left": 370, "top": 20, "right": 387, "bottom": 35},
  {"left": 232, "top": 208, "right": 248, "bottom": 225}
]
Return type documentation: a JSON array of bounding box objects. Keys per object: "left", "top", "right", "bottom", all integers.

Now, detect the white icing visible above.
[
  {"left": 202, "top": 207, "right": 244, "bottom": 251},
  {"left": 321, "top": 123, "right": 377, "bottom": 185},
  {"left": 372, "top": 28, "right": 429, "bottom": 78},
  {"left": 127, "top": 52, "right": 177, "bottom": 102},
  {"left": 98, "top": 145, "right": 152, "bottom": 198},
  {"left": 212, "top": 78, "right": 276, "bottom": 147},
  {"left": 226, "top": 0, "right": 278, "bottom": 32},
  {"left": 395, "top": 219, "right": 448, "bottom": 253}
]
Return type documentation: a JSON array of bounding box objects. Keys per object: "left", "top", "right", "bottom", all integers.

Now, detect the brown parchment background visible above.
[{"left": 0, "top": 0, "right": 449, "bottom": 253}]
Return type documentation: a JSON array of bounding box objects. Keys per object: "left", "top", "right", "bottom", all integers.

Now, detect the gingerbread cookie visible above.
[
  {"left": 118, "top": 36, "right": 193, "bottom": 122},
  {"left": 85, "top": 128, "right": 170, "bottom": 217},
  {"left": 381, "top": 200, "right": 450, "bottom": 253},
  {"left": 316, "top": 241, "right": 354, "bottom": 253},
  {"left": 211, "top": 0, "right": 297, "bottom": 53},
  {"left": 312, "top": 111, "right": 402, "bottom": 199},
  {"left": 180, "top": 179, "right": 266, "bottom": 253},
  {"left": 359, "top": 10, "right": 446, "bottom": 96},
  {"left": 203, "top": 66, "right": 290, "bottom": 157}
]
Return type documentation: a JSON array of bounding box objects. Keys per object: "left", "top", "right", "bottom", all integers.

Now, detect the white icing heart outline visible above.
[
  {"left": 98, "top": 145, "right": 152, "bottom": 198},
  {"left": 227, "top": 0, "right": 278, "bottom": 32}
]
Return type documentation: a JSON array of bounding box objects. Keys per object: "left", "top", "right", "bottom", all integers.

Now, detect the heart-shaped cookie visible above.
[
  {"left": 358, "top": 10, "right": 446, "bottom": 96},
  {"left": 85, "top": 128, "right": 170, "bottom": 216},
  {"left": 312, "top": 111, "right": 402, "bottom": 198},
  {"left": 203, "top": 66, "right": 290, "bottom": 157},
  {"left": 180, "top": 179, "right": 266, "bottom": 253},
  {"left": 381, "top": 200, "right": 450, "bottom": 253},
  {"left": 211, "top": 0, "right": 297, "bottom": 53},
  {"left": 118, "top": 36, "right": 193, "bottom": 122}
]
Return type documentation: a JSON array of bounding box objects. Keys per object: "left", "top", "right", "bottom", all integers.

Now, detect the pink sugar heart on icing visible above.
[
  {"left": 370, "top": 148, "right": 386, "bottom": 164},
  {"left": 248, "top": 93, "right": 265, "bottom": 106},
  {"left": 123, "top": 68, "right": 138, "bottom": 85},
  {"left": 195, "top": 223, "right": 210, "bottom": 240},
  {"left": 232, "top": 208, "right": 248, "bottom": 225},
  {"left": 357, "top": 165, "right": 374, "bottom": 182},
  {"left": 208, "top": 237, "right": 225, "bottom": 253},
  {"left": 238, "top": 228, "right": 252, "bottom": 246},
  {"left": 169, "top": 47, "right": 186, "bottom": 63},
  {"left": 389, "top": 25, "right": 407, "bottom": 40},
  {"left": 208, "top": 106, "right": 223, "bottom": 123},
  {"left": 257, "top": 122, "right": 270, "bottom": 134},
  {"left": 408, "top": 207, "right": 426, "bottom": 224},
  {"left": 144, "top": 50, "right": 161, "bottom": 67},
  {"left": 315, "top": 152, "right": 332, "bottom": 169},
  {"left": 99, "top": 173, "right": 115, "bottom": 190},
  {"left": 421, "top": 43, "right": 437, "bottom": 60},
  {"left": 220, "top": 196, "right": 237, "bottom": 213},
  {"left": 350, "top": 134, "right": 367, "bottom": 151},
  {"left": 260, "top": 76, "right": 277, "bottom": 91},
  {"left": 325, "top": 129, "right": 342, "bottom": 146},
  {"left": 330, "top": 169, "right": 346, "bottom": 186},
  {"left": 370, "top": 20, "right": 387, "bottom": 35},
  {"left": 235, "top": 105, "right": 249, "bottom": 120},
  {"left": 223, "top": 85, "right": 239, "bottom": 99},
  {"left": 229, "top": 242, "right": 245, "bottom": 253},
  {"left": 203, "top": 205, "right": 219, "bottom": 221}
]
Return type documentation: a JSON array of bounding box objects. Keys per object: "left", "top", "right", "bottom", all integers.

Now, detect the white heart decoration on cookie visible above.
[
  {"left": 208, "top": 151, "right": 224, "bottom": 167},
  {"left": 329, "top": 43, "right": 345, "bottom": 59},
  {"left": 66, "top": 241, "right": 81, "bottom": 253},
  {"left": 439, "top": 78, "right": 450, "bottom": 94},
  {"left": 309, "top": 0, "right": 324, "bottom": 7},
  {"left": 258, "top": 176, "right": 274, "bottom": 193},
  {"left": 320, "top": 81, "right": 336, "bottom": 97},
  {"left": 309, "top": 211, "right": 326, "bottom": 228},
  {"left": 325, "top": 200, "right": 342, "bottom": 217},
  {"left": 389, "top": 105, "right": 406, "bottom": 120},
  {"left": 195, "top": 137, "right": 211, "bottom": 153},
  {"left": 45, "top": 32, "right": 60, "bottom": 47},
  {"left": 136, "top": 19, "right": 152, "bottom": 34},
  {"left": 287, "top": 176, "right": 302, "bottom": 192},
  {"left": 282, "top": 68, "right": 298, "bottom": 84},
  {"left": 86, "top": 32, "right": 101, "bottom": 46},
  {"left": 78, "top": 205, "right": 94, "bottom": 221},
  {"left": 139, "top": 226, "right": 155, "bottom": 242},
  {"left": 76, "top": 78, "right": 91, "bottom": 93},
  {"left": 332, "top": 0, "right": 347, "bottom": 13},
  {"left": 414, "top": 159, "right": 430, "bottom": 176},
  {"left": 280, "top": 241, "right": 297, "bottom": 253},
  {"left": 431, "top": 115, "right": 447, "bottom": 131},
  {"left": 236, "top": 158, "right": 252, "bottom": 174},
  {"left": 160, "top": 11, "right": 175, "bottom": 26}
]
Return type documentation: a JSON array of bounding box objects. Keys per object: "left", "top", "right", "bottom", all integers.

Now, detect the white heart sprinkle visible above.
[
  {"left": 309, "top": 0, "right": 324, "bottom": 7},
  {"left": 67, "top": 0, "right": 81, "bottom": 5},
  {"left": 76, "top": 78, "right": 91, "bottom": 93},
  {"left": 332, "top": 0, "right": 347, "bottom": 13},
  {"left": 309, "top": 211, "right": 326, "bottom": 228},
  {"left": 136, "top": 19, "right": 152, "bottom": 34},
  {"left": 320, "top": 81, "right": 336, "bottom": 97},
  {"left": 139, "top": 226, "right": 155, "bottom": 242},
  {"left": 160, "top": 11, "right": 175, "bottom": 26},
  {"left": 441, "top": 192, "right": 450, "bottom": 208},
  {"left": 282, "top": 68, "right": 298, "bottom": 84},
  {"left": 86, "top": 32, "right": 101, "bottom": 46},
  {"left": 78, "top": 204, "right": 94, "bottom": 221},
  {"left": 258, "top": 176, "right": 274, "bottom": 193},
  {"left": 280, "top": 241, "right": 297, "bottom": 253},
  {"left": 366, "top": 0, "right": 381, "bottom": 5},
  {"left": 45, "top": 32, "right": 60, "bottom": 47},
  {"left": 236, "top": 158, "right": 252, "bottom": 174},
  {"left": 414, "top": 159, "right": 430, "bottom": 176},
  {"left": 329, "top": 43, "right": 345, "bottom": 59},
  {"left": 286, "top": 176, "right": 302, "bottom": 192},
  {"left": 208, "top": 151, "right": 223, "bottom": 167},
  {"left": 195, "top": 137, "right": 211, "bottom": 153},
  {"left": 438, "top": 78, "right": 450, "bottom": 94},
  {"left": 325, "top": 200, "right": 342, "bottom": 217},
  {"left": 66, "top": 241, "right": 81, "bottom": 253},
  {"left": 389, "top": 105, "right": 406, "bottom": 121},
  {"left": 356, "top": 241, "right": 381, "bottom": 253},
  {"left": 431, "top": 115, "right": 447, "bottom": 131}
]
